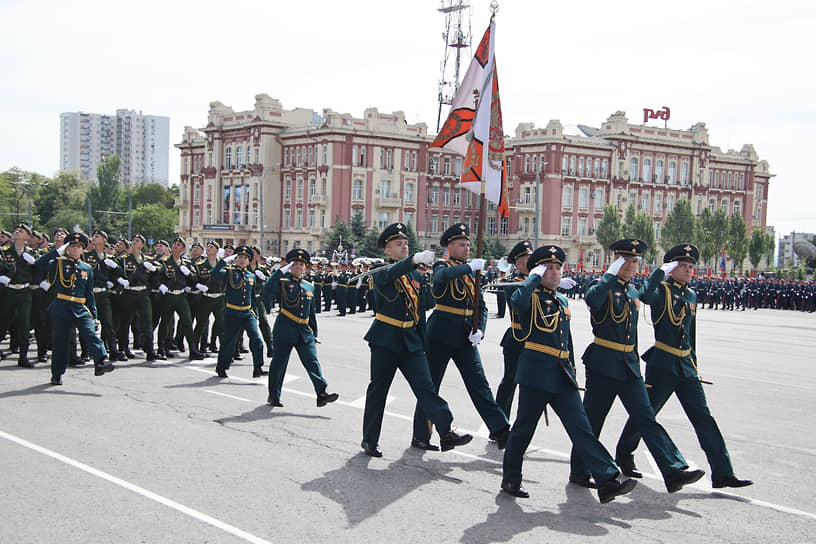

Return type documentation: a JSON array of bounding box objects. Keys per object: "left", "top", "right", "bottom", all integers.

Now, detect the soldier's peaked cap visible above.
[
  {"left": 610, "top": 238, "right": 648, "bottom": 257},
  {"left": 508, "top": 240, "right": 533, "bottom": 264},
  {"left": 529, "top": 245, "right": 565, "bottom": 268},
  {"left": 234, "top": 245, "right": 253, "bottom": 258},
  {"left": 664, "top": 243, "right": 699, "bottom": 264},
  {"left": 440, "top": 223, "right": 469, "bottom": 246},
  {"left": 65, "top": 232, "right": 89, "bottom": 247},
  {"left": 377, "top": 222, "right": 408, "bottom": 249},
  {"left": 286, "top": 248, "right": 310, "bottom": 264}
]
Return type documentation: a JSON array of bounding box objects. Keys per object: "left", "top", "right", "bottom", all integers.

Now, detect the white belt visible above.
[
  {"left": 125, "top": 285, "right": 148, "bottom": 291},
  {"left": 204, "top": 292, "right": 224, "bottom": 298},
  {"left": 168, "top": 289, "right": 186, "bottom": 295},
  {"left": 7, "top": 283, "right": 30, "bottom": 290},
  {"left": 93, "top": 287, "right": 107, "bottom": 294}
]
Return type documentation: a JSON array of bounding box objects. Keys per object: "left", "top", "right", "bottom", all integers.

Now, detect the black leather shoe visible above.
[
  {"left": 239, "top": 346, "right": 249, "bottom": 353},
  {"left": 253, "top": 367, "right": 268, "bottom": 378},
  {"left": 81, "top": 353, "right": 90, "bottom": 362},
  {"left": 68, "top": 358, "right": 85, "bottom": 367},
  {"left": 440, "top": 430, "right": 473, "bottom": 451},
  {"left": 617, "top": 458, "right": 643, "bottom": 479},
  {"left": 215, "top": 368, "right": 228, "bottom": 378},
  {"left": 146, "top": 351, "right": 157, "bottom": 362},
  {"left": 116, "top": 351, "right": 128, "bottom": 361},
  {"left": 94, "top": 365, "right": 106, "bottom": 376},
  {"left": 124, "top": 349, "right": 136, "bottom": 359},
  {"left": 411, "top": 438, "right": 440, "bottom": 451},
  {"left": 361, "top": 441, "right": 383, "bottom": 457},
  {"left": 489, "top": 425, "right": 511, "bottom": 450},
  {"left": 18, "top": 359, "right": 35, "bottom": 368},
  {"left": 500, "top": 480, "right": 529, "bottom": 498},
  {"left": 37, "top": 354, "right": 48, "bottom": 363},
  {"left": 713, "top": 475, "right": 753, "bottom": 489},
  {"left": 267, "top": 397, "right": 283, "bottom": 407},
  {"left": 598, "top": 477, "right": 637, "bottom": 504},
  {"left": 233, "top": 353, "right": 244, "bottom": 361},
  {"left": 666, "top": 468, "right": 706, "bottom": 493},
  {"left": 569, "top": 473, "right": 597, "bottom": 488},
  {"left": 316, "top": 391, "right": 339, "bottom": 407},
  {"left": 189, "top": 350, "right": 205, "bottom": 360},
  {"left": 109, "top": 351, "right": 121, "bottom": 362},
  {"left": 50, "top": 376, "right": 62, "bottom": 386}
]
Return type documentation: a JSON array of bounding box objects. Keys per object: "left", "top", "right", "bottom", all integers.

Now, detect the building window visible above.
[
  {"left": 721, "top": 199, "right": 728, "bottom": 211},
  {"left": 296, "top": 148, "right": 301, "bottom": 167},
  {"left": 310, "top": 178, "right": 317, "bottom": 196},
  {"left": 284, "top": 149, "right": 289, "bottom": 167},
  {"left": 236, "top": 146, "right": 243, "bottom": 168},
  {"left": 405, "top": 211, "right": 414, "bottom": 225},
  {"left": 308, "top": 146, "right": 314, "bottom": 166},
  {"left": 296, "top": 209, "right": 303, "bottom": 227},
  {"left": 442, "top": 187, "right": 450, "bottom": 206},
  {"left": 322, "top": 144, "right": 328, "bottom": 165},
  {"left": 360, "top": 147, "right": 366, "bottom": 167},
  {"left": 465, "top": 190, "right": 472, "bottom": 208},
  {"left": 284, "top": 179, "right": 291, "bottom": 201},
  {"left": 594, "top": 189, "right": 604, "bottom": 208},
  {"left": 715, "top": 172, "right": 720, "bottom": 188},
  {"left": 667, "top": 161, "right": 676, "bottom": 184},
  {"left": 654, "top": 194, "right": 661, "bottom": 213},
  {"left": 601, "top": 159, "right": 608, "bottom": 179},
  {"left": 561, "top": 156, "right": 568, "bottom": 173},
  {"left": 578, "top": 157, "right": 584, "bottom": 177},
  {"left": 429, "top": 157, "right": 439, "bottom": 174},
  {"left": 353, "top": 179, "right": 363, "bottom": 200},
  {"left": 444, "top": 157, "right": 451, "bottom": 175},
  {"left": 655, "top": 160, "right": 664, "bottom": 183},
  {"left": 194, "top": 209, "right": 200, "bottom": 227},
  {"left": 441, "top": 216, "right": 449, "bottom": 232},
  {"left": 578, "top": 217, "right": 587, "bottom": 236},
  {"left": 561, "top": 217, "right": 571, "bottom": 236},
  {"left": 643, "top": 158, "right": 651, "bottom": 182},
  {"left": 525, "top": 155, "right": 531, "bottom": 173},
  {"left": 284, "top": 211, "right": 290, "bottom": 228},
  {"left": 380, "top": 179, "right": 392, "bottom": 198},
  {"left": 578, "top": 187, "right": 589, "bottom": 208},
  {"left": 225, "top": 147, "right": 232, "bottom": 169},
  {"left": 739, "top": 173, "right": 745, "bottom": 190},
  {"left": 194, "top": 184, "right": 200, "bottom": 202},
  {"left": 569, "top": 156, "right": 576, "bottom": 174},
  {"left": 405, "top": 183, "right": 415, "bottom": 202},
  {"left": 641, "top": 193, "right": 650, "bottom": 212},
  {"left": 709, "top": 199, "right": 716, "bottom": 211},
  {"left": 453, "top": 188, "right": 461, "bottom": 206},
  {"left": 727, "top": 172, "right": 733, "bottom": 189},
  {"left": 321, "top": 210, "right": 326, "bottom": 228},
  {"left": 352, "top": 145, "right": 358, "bottom": 167},
  {"left": 296, "top": 179, "right": 303, "bottom": 200},
  {"left": 562, "top": 186, "right": 573, "bottom": 207},
  {"left": 680, "top": 162, "right": 688, "bottom": 185},
  {"left": 431, "top": 214, "right": 438, "bottom": 233},
  {"left": 500, "top": 216, "right": 509, "bottom": 235},
  {"left": 430, "top": 186, "right": 439, "bottom": 204},
  {"left": 411, "top": 152, "right": 417, "bottom": 171},
  {"left": 309, "top": 209, "right": 315, "bottom": 227},
  {"left": 523, "top": 217, "right": 530, "bottom": 234},
  {"left": 454, "top": 157, "right": 463, "bottom": 177},
  {"left": 734, "top": 200, "right": 741, "bottom": 216},
  {"left": 667, "top": 194, "right": 674, "bottom": 211},
  {"left": 487, "top": 216, "right": 497, "bottom": 235}
]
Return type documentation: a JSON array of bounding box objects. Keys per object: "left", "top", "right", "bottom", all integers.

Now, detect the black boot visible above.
[{"left": 17, "top": 346, "right": 34, "bottom": 368}]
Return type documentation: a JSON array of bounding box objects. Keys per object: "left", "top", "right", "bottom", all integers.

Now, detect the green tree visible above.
[
  {"left": 765, "top": 233, "right": 776, "bottom": 268},
  {"left": 631, "top": 211, "right": 657, "bottom": 264},
  {"left": 130, "top": 203, "right": 177, "bottom": 243},
  {"left": 621, "top": 205, "right": 637, "bottom": 237},
  {"left": 594, "top": 204, "right": 622, "bottom": 263},
  {"left": 727, "top": 213, "right": 748, "bottom": 274},
  {"left": 748, "top": 228, "right": 767, "bottom": 271},
  {"left": 46, "top": 209, "right": 88, "bottom": 237},
  {"left": 0, "top": 170, "right": 20, "bottom": 230},
  {"left": 698, "top": 208, "right": 728, "bottom": 268},
  {"left": 35, "top": 172, "right": 88, "bottom": 228},
  {"left": 90, "top": 156, "right": 123, "bottom": 234},
  {"left": 405, "top": 222, "right": 422, "bottom": 254},
  {"left": 356, "top": 227, "right": 384, "bottom": 259},
  {"left": 2, "top": 167, "right": 43, "bottom": 228},
  {"left": 350, "top": 210, "right": 367, "bottom": 245},
  {"left": 697, "top": 208, "right": 716, "bottom": 268},
  {"left": 661, "top": 199, "right": 696, "bottom": 251}
]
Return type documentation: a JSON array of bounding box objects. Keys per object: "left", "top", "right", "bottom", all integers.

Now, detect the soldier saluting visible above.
[
  {"left": 615, "top": 243, "right": 752, "bottom": 489},
  {"left": 34, "top": 232, "right": 113, "bottom": 385}
]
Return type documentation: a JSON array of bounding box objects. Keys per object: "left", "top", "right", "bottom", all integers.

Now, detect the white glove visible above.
[
  {"left": 255, "top": 270, "right": 266, "bottom": 280},
  {"left": 530, "top": 264, "right": 548, "bottom": 277},
  {"left": 39, "top": 280, "right": 51, "bottom": 291},
  {"left": 143, "top": 261, "right": 157, "bottom": 272},
  {"left": 331, "top": 281, "right": 337, "bottom": 288},
  {"left": 280, "top": 262, "right": 293, "bottom": 274},
  {"left": 224, "top": 254, "right": 237, "bottom": 264},
  {"left": 184, "top": 287, "right": 191, "bottom": 293},
  {"left": 103, "top": 258, "right": 118, "bottom": 269},
  {"left": 468, "top": 329, "right": 484, "bottom": 346},
  {"left": 607, "top": 256, "right": 626, "bottom": 276},
  {"left": 356, "top": 277, "right": 363, "bottom": 288},
  {"left": 158, "top": 284, "right": 169, "bottom": 295},
  {"left": 412, "top": 250, "right": 435, "bottom": 266},
  {"left": 195, "top": 283, "right": 209, "bottom": 293},
  {"left": 661, "top": 261, "right": 680, "bottom": 274},
  {"left": 559, "top": 277, "right": 577, "bottom": 289},
  {"left": 469, "top": 258, "right": 485, "bottom": 272},
  {"left": 179, "top": 265, "right": 191, "bottom": 276},
  {"left": 22, "top": 252, "right": 35, "bottom": 264},
  {"left": 117, "top": 277, "right": 129, "bottom": 288},
  {"left": 105, "top": 281, "right": 114, "bottom": 289},
  {"left": 57, "top": 244, "right": 68, "bottom": 256},
  {"left": 0, "top": 275, "right": 10, "bottom": 285},
  {"left": 216, "top": 248, "right": 225, "bottom": 259}
]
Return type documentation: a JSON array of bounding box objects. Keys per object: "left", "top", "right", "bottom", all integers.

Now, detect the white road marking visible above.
[
  {"left": 0, "top": 429, "right": 273, "bottom": 544},
  {"left": 348, "top": 394, "right": 395, "bottom": 409}
]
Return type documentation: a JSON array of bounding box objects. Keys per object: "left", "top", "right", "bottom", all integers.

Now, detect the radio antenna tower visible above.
[{"left": 436, "top": 0, "right": 472, "bottom": 132}]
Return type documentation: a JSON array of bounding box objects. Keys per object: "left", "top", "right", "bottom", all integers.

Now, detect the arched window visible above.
[
  {"left": 643, "top": 158, "right": 652, "bottom": 182},
  {"left": 630, "top": 157, "right": 639, "bottom": 181},
  {"left": 353, "top": 179, "right": 363, "bottom": 200},
  {"left": 562, "top": 186, "right": 573, "bottom": 207},
  {"left": 225, "top": 147, "right": 232, "bottom": 169}
]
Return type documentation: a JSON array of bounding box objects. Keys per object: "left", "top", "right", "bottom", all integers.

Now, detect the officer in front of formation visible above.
[
  {"left": 500, "top": 245, "right": 636, "bottom": 503},
  {"left": 615, "top": 243, "right": 753, "bottom": 489},
  {"left": 360, "top": 223, "right": 473, "bottom": 457},
  {"left": 571, "top": 238, "right": 705, "bottom": 494},
  {"left": 263, "top": 248, "right": 338, "bottom": 408},
  {"left": 211, "top": 245, "right": 266, "bottom": 379},
  {"left": 412, "top": 223, "right": 510, "bottom": 450},
  {"left": 34, "top": 232, "right": 113, "bottom": 384},
  {"left": 495, "top": 240, "right": 533, "bottom": 420}
]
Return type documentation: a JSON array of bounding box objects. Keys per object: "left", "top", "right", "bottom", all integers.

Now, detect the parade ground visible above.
[{"left": 1, "top": 302, "right": 814, "bottom": 543}]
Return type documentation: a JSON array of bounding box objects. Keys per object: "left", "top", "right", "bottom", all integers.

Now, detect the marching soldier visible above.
[
  {"left": 118, "top": 234, "right": 158, "bottom": 361},
  {"left": 155, "top": 237, "right": 206, "bottom": 360},
  {"left": 211, "top": 246, "right": 266, "bottom": 378},
  {"left": 322, "top": 264, "right": 334, "bottom": 312},
  {"left": 615, "top": 243, "right": 753, "bottom": 489},
  {"left": 83, "top": 230, "right": 126, "bottom": 360},
  {"left": 361, "top": 223, "right": 472, "bottom": 456},
  {"left": 570, "top": 238, "right": 704, "bottom": 493},
  {"left": 263, "top": 248, "right": 338, "bottom": 408},
  {"left": 334, "top": 263, "right": 348, "bottom": 316},
  {"left": 28, "top": 230, "right": 50, "bottom": 363},
  {"left": 411, "top": 223, "right": 510, "bottom": 450},
  {"left": 495, "top": 240, "right": 533, "bottom": 419},
  {"left": 501, "top": 245, "right": 637, "bottom": 503},
  {"left": 250, "top": 247, "right": 274, "bottom": 360},
  {"left": 0, "top": 224, "right": 38, "bottom": 367},
  {"left": 34, "top": 232, "right": 113, "bottom": 384},
  {"left": 193, "top": 241, "right": 225, "bottom": 354}
]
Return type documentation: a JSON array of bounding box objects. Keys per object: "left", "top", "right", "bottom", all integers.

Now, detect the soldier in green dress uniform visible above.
[
  {"left": 155, "top": 237, "right": 205, "bottom": 360},
  {"left": 500, "top": 245, "right": 637, "bottom": 503},
  {"left": 0, "top": 224, "right": 38, "bottom": 367},
  {"left": 411, "top": 223, "right": 509, "bottom": 450},
  {"left": 34, "top": 232, "right": 113, "bottom": 384},
  {"left": 28, "top": 230, "right": 50, "bottom": 362},
  {"left": 83, "top": 230, "right": 125, "bottom": 360},
  {"left": 250, "top": 247, "right": 274, "bottom": 360},
  {"left": 118, "top": 234, "right": 158, "bottom": 361},
  {"left": 360, "top": 223, "right": 472, "bottom": 457},
  {"left": 570, "top": 238, "right": 705, "bottom": 493},
  {"left": 263, "top": 248, "right": 338, "bottom": 408},
  {"left": 334, "top": 263, "right": 348, "bottom": 316},
  {"left": 193, "top": 241, "right": 225, "bottom": 354},
  {"left": 615, "top": 243, "right": 752, "bottom": 489}
]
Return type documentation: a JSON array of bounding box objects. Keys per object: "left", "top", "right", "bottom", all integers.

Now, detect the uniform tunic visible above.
[{"left": 210, "top": 260, "right": 264, "bottom": 373}]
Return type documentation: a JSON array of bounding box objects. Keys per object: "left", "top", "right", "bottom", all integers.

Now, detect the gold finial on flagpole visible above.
[{"left": 490, "top": 1, "right": 499, "bottom": 15}]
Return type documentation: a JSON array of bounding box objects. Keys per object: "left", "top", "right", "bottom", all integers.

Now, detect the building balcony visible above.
[
  {"left": 516, "top": 201, "right": 535, "bottom": 212},
  {"left": 376, "top": 194, "right": 402, "bottom": 208},
  {"left": 309, "top": 194, "right": 328, "bottom": 205}
]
